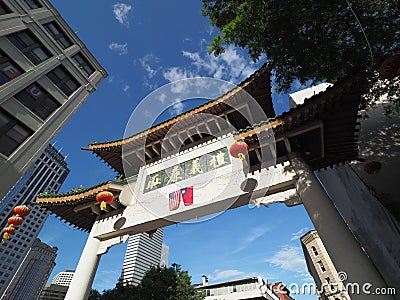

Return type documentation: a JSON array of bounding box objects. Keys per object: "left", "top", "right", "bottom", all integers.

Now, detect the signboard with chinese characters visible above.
[
  {"left": 143, "top": 147, "right": 230, "bottom": 193},
  {"left": 94, "top": 134, "right": 293, "bottom": 239},
  {"left": 129, "top": 134, "right": 248, "bottom": 220}
]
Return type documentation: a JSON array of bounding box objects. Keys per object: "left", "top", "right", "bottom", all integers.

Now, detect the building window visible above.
[
  {"left": 0, "top": 1, "right": 11, "bottom": 14},
  {"left": 317, "top": 260, "right": 326, "bottom": 272},
  {"left": 14, "top": 83, "right": 61, "bottom": 120},
  {"left": 311, "top": 246, "right": 319, "bottom": 256},
  {"left": 7, "top": 30, "right": 50, "bottom": 65},
  {"left": 71, "top": 53, "right": 94, "bottom": 77},
  {"left": 0, "top": 109, "right": 33, "bottom": 156},
  {"left": 20, "top": 0, "right": 42, "bottom": 9},
  {"left": 43, "top": 22, "right": 72, "bottom": 49},
  {"left": 0, "top": 51, "right": 23, "bottom": 85},
  {"left": 46, "top": 65, "right": 79, "bottom": 96}
]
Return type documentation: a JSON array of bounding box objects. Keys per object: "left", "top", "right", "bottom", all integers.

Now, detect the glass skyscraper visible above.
[
  {"left": 0, "top": 144, "right": 69, "bottom": 297},
  {"left": 1, "top": 238, "right": 58, "bottom": 300}
]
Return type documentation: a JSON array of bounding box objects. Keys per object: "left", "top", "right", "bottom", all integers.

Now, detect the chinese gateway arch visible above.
[{"left": 34, "top": 64, "right": 395, "bottom": 299}]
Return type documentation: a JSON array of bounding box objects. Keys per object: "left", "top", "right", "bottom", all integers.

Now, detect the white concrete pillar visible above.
[
  {"left": 65, "top": 229, "right": 102, "bottom": 300},
  {"left": 289, "top": 153, "right": 394, "bottom": 299}
]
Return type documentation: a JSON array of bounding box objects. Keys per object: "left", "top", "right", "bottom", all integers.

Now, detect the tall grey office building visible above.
[
  {"left": 0, "top": 144, "right": 69, "bottom": 297},
  {"left": 39, "top": 270, "right": 75, "bottom": 300},
  {"left": 120, "top": 229, "right": 164, "bottom": 285},
  {"left": 0, "top": 0, "right": 107, "bottom": 201},
  {"left": 1, "top": 238, "right": 58, "bottom": 300}
]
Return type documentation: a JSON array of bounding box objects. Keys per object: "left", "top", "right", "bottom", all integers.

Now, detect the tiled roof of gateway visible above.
[{"left": 34, "top": 180, "right": 126, "bottom": 231}]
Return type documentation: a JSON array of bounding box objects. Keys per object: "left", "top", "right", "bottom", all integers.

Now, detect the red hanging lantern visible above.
[
  {"left": 12, "top": 205, "right": 30, "bottom": 217},
  {"left": 2, "top": 226, "right": 15, "bottom": 242},
  {"left": 96, "top": 191, "right": 114, "bottom": 211},
  {"left": 229, "top": 141, "right": 249, "bottom": 160},
  {"left": 7, "top": 216, "right": 23, "bottom": 227},
  {"left": 364, "top": 161, "right": 382, "bottom": 175},
  {"left": 379, "top": 54, "right": 400, "bottom": 80}
]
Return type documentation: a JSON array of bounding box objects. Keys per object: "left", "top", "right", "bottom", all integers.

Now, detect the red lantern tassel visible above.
[{"left": 100, "top": 201, "right": 107, "bottom": 211}]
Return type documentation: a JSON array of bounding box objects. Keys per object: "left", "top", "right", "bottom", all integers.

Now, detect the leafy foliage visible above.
[
  {"left": 202, "top": 0, "right": 400, "bottom": 113},
  {"left": 138, "top": 265, "right": 177, "bottom": 300},
  {"left": 96, "top": 264, "right": 204, "bottom": 300},
  {"left": 100, "top": 281, "right": 139, "bottom": 300},
  {"left": 113, "top": 175, "right": 127, "bottom": 184},
  {"left": 36, "top": 190, "right": 58, "bottom": 198},
  {"left": 88, "top": 289, "right": 101, "bottom": 300},
  {"left": 172, "top": 263, "right": 205, "bottom": 300},
  {"left": 71, "top": 185, "right": 85, "bottom": 193}
]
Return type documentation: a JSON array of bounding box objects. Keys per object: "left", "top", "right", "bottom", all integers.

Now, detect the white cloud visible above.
[
  {"left": 266, "top": 245, "right": 307, "bottom": 274},
  {"left": 158, "top": 93, "right": 167, "bottom": 104},
  {"left": 140, "top": 54, "right": 159, "bottom": 78},
  {"left": 143, "top": 77, "right": 159, "bottom": 90},
  {"left": 212, "top": 269, "right": 245, "bottom": 281},
  {"left": 245, "top": 226, "right": 269, "bottom": 243},
  {"left": 143, "top": 110, "right": 153, "bottom": 119},
  {"left": 162, "top": 45, "right": 257, "bottom": 87},
  {"left": 38, "top": 232, "right": 59, "bottom": 244},
  {"left": 163, "top": 67, "right": 190, "bottom": 82},
  {"left": 160, "top": 68, "right": 188, "bottom": 114},
  {"left": 93, "top": 270, "right": 119, "bottom": 290},
  {"left": 181, "top": 45, "right": 258, "bottom": 83},
  {"left": 107, "top": 75, "right": 115, "bottom": 83},
  {"left": 123, "top": 84, "right": 130, "bottom": 92},
  {"left": 100, "top": 270, "right": 118, "bottom": 275},
  {"left": 163, "top": 67, "right": 193, "bottom": 94},
  {"left": 113, "top": 3, "right": 132, "bottom": 27},
  {"left": 182, "top": 50, "right": 221, "bottom": 79},
  {"left": 232, "top": 226, "right": 270, "bottom": 254},
  {"left": 108, "top": 42, "right": 128, "bottom": 55},
  {"left": 172, "top": 98, "right": 184, "bottom": 114},
  {"left": 206, "top": 24, "right": 215, "bottom": 36},
  {"left": 157, "top": 45, "right": 262, "bottom": 116},
  {"left": 290, "top": 227, "right": 309, "bottom": 241}
]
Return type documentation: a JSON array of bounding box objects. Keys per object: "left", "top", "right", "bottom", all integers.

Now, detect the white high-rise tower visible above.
[
  {"left": 120, "top": 229, "right": 164, "bottom": 285},
  {"left": 51, "top": 270, "right": 74, "bottom": 286}
]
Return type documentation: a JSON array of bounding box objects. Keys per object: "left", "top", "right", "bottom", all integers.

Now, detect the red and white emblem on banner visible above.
[
  {"left": 181, "top": 187, "right": 193, "bottom": 206},
  {"left": 169, "top": 186, "right": 193, "bottom": 211}
]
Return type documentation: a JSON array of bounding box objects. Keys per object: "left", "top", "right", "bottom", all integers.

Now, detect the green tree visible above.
[
  {"left": 202, "top": 0, "right": 400, "bottom": 113},
  {"left": 88, "top": 289, "right": 101, "bottom": 300},
  {"left": 172, "top": 263, "right": 205, "bottom": 300},
  {"left": 101, "top": 280, "right": 139, "bottom": 300},
  {"left": 139, "top": 266, "right": 177, "bottom": 300},
  {"left": 97, "top": 264, "right": 204, "bottom": 300}
]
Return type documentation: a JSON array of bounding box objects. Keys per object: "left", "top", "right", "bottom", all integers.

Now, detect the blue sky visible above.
[{"left": 37, "top": 1, "right": 317, "bottom": 299}]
